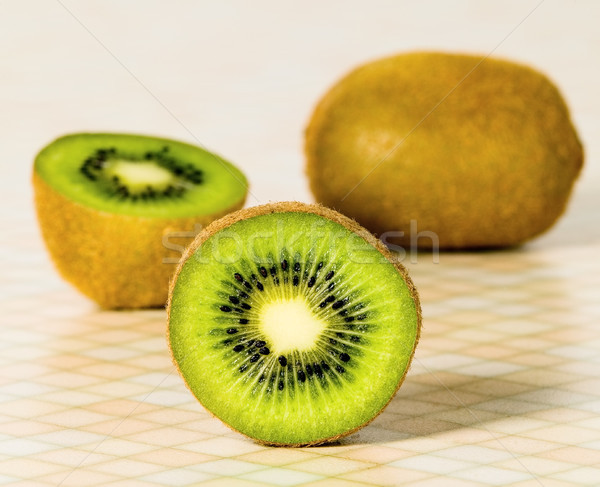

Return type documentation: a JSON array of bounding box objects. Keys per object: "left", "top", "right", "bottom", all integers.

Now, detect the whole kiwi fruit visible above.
[
  {"left": 168, "top": 202, "right": 421, "bottom": 446},
  {"left": 33, "top": 133, "right": 248, "bottom": 308},
  {"left": 305, "top": 51, "right": 584, "bottom": 249}
]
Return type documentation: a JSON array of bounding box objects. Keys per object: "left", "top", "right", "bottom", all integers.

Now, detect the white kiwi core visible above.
[
  {"left": 259, "top": 297, "right": 327, "bottom": 354},
  {"left": 109, "top": 160, "right": 175, "bottom": 188}
]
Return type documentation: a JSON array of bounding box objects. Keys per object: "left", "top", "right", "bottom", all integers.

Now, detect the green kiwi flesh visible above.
[
  {"left": 35, "top": 133, "right": 247, "bottom": 219},
  {"left": 168, "top": 202, "right": 421, "bottom": 446}
]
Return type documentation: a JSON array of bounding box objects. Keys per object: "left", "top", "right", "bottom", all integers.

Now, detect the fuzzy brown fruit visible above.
[{"left": 305, "top": 52, "right": 584, "bottom": 249}]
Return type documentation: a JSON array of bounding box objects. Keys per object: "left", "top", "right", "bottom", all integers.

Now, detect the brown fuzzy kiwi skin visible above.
[
  {"left": 33, "top": 172, "right": 246, "bottom": 309},
  {"left": 167, "top": 201, "right": 422, "bottom": 447},
  {"left": 305, "top": 51, "right": 584, "bottom": 249}
]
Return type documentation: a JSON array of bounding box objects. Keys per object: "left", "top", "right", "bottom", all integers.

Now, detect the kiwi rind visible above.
[
  {"left": 305, "top": 51, "right": 584, "bottom": 249},
  {"left": 33, "top": 133, "right": 248, "bottom": 309},
  {"left": 167, "top": 201, "right": 421, "bottom": 447}
]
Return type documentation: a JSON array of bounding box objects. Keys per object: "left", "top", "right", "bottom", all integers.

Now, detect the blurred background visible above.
[{"left": 2, "top": 1, "right": 598, "bottom": 219}]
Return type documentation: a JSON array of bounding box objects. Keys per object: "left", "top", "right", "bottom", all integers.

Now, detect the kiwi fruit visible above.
[
  {"left": 305, "top": 51, "right": 584, "bottom": 249},
  {"left": 167, "top": 201, "right": 421, "bottom": 446},
  {"left": 33, "top": 133, "right": 248, "bottom": 309}
]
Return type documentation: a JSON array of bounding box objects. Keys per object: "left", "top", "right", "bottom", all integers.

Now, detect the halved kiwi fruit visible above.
[
  {"left": 168, "top": 202, "right": 421, "bottom": 446},
  {"left": 33, "top": 133, "right": 248, "bottom": 308}
]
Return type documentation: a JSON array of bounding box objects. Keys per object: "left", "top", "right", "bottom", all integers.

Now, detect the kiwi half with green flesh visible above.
[
  {"left": 33, "top": 133, "right": 248, "bottom": 309},
  {"left": 305, "top": 52, "right": 583, "bottom": 249},
  {"left": 168, "top": 202, "right": 421, "bottom": 446}
]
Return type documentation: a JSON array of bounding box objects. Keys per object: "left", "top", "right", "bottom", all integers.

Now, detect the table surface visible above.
[{"left": 1, "top": 1, "right": 599, "bottom": 486}]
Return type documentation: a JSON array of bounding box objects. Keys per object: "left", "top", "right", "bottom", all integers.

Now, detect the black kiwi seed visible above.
[
  {"left": 259, "top": 266, "right": 267, "bottom": 278},
  {"left": 234, "top": 273, "right": 243, "bottom": 282},
  {"left": 293, "top": 276, "right": 299, "bottom": 286},
  {"left": 256, "top": 282, "right": 264, "bottom": 291},
  {"left": 259, "top": 347, "right": 270, "bottom": 355},
  {"left": 239, "top": 318, "right": 249, "bottom": 324},
  {"left": 344, "top": 316, "right": 354, "bottom": 322},
  {"left": 278, "top": 356, "right": 287, "bottom": 367},
  {"left": 317, "top": 262, "right": 324, "bottom": 270},
  {"left": 233, "top": 345, "right": 244, "bottom": 352},
  {"left": 335, "top": 365, "right": 346, "bottom": 373},
  {"left": 241, "top": 303, "right": 251, "bottom": 310},
  {"left": 239, "top": 364, "right": 248, "bottom": 373},
  {"left": 226, "top": 328, "right": 238, "bottom": 334},
  {"left": 254, "top": 340, "right": 266, "bottom": 348},
  {"left": 332, "top": 299, "right": 346, "bottom": 310},
  {"left": 307, "top": 276, "right": 316, "bottom": 287},
  {"left": 293, "top": 262, "right": 300, "bottom": 272},
  {"left": 314, "top": 364, "right": 323, "bottom": 378},
  {"left": 297, "top": 370, "right": 306, "bottom": 382},
  {"left": 306, "top": 364, "right": 313, "bottom": 376},
  {"left": 189, "top": 172, "right": 203, "bottom": 184},
  {"left": 326, "top": 271, "right": 334, "bottom": 280},
  {"left": 339, "top": 353, "right": 350, "bottom": 362},
  {"left": 220, "top": 305, "right": 232, "bottom": 312},
  {"left": 229, "top": 296, "right": 239, "bottom": 304},
  {"left": 281, "top": 259, "right": 288, "bottom": 271},
  {"left": 270, "top": 266, "right": 276, "bottom": 276},
  {"left": 250, "top": 354, "right": 259, "bottom": 363},
  {"left": 278, "top": 380, "right": 284, "bottom": 391}
]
